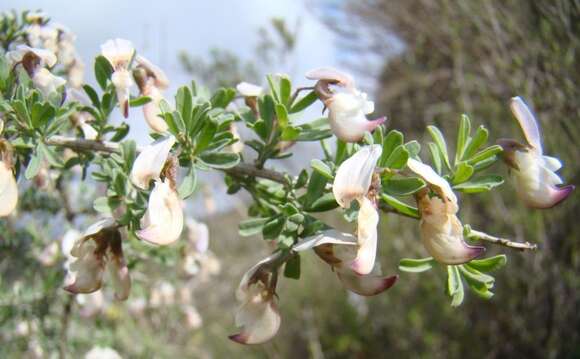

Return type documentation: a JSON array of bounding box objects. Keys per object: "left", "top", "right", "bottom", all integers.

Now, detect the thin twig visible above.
[
  {"left": 46, "top": 135, "right": 289, "bottom": 185},
  {"left": 289, "top": 86, "right": 315, "bottom": 105},
  {"left": 468, "top": 229, "right": 538, "bottom": 251},
  {"left": 58, "top": 294, "right": 75, "bottom": 359}
]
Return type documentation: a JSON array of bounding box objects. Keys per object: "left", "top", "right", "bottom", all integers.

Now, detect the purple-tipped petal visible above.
[
  {"left": 510, "top": 96, "right": 543, "bottom": 152},
  {"left": 337, "top": 270, "right": 398, "bottom": 296},
  {"left": 535, "top": 184, "right": 575, "bottom": 209},
  {"left": 365, "top": 116, "right": 387, "bottom": 132}
]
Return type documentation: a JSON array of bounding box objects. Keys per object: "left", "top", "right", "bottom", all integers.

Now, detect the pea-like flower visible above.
[
  {"left": 332, "top": 145, "right": 383, "bottom": 275},
  {"left": 229, "top": 253, "right": 282, "bottom": 345},
  {"left": 136, "top": 179, "right": 184, "bottom": 246},
  {"left": 134, "top": 55, "right": 170, "bottom": 132},
  {"left": 306, "top": 67, "right": 386, "bottom": 142},
  {"left": 407, "top": 159, "right": 485, "bottom": 264},
  {"left": 64, "top": 218, "right": 131, "bottom": 300},
  {"left": 294, "top": 230, "right": 398, "bottom": 296},
  {"left": 0, "top": 159, "right": 18, "bottom": 217},
  {"left": 7, "top": 45, "right": 66, "bottom": 97},
  {"left": 129, "top": 135, "right": 176, "bottom": 190},
  {"left": 498, "top": 97, "right": 574, "bottom": 208},
  {"left": 101, "top": 39, "right": 135, "bottom": 118}
]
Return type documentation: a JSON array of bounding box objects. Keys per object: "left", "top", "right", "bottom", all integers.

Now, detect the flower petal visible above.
[
  {"left": 407, "top": 158, "right": 457, "bottom": 206},
  {"left": 32, "top": 68, "right": 66, "bottom": 97},
  {"left": 142, "top": 86, "right": 168, "bottom": 132},
  {"left": 236, "top": 82, "right": 263, "bottom": 97},
  {"left": 130, "top": 136, "right": 176, "bottom": 189},
  {"left": 0, "top": 161, "right": 18, "bottom": 217},
  {"left": 350, "top": 197, "right": 379, "bottom": 275},
  {"left": 7, "top": 45, "right": 57, "bottom": 67},
  {"left": 111, "top": 69, "right": 133, "bottom": 118},
  {"left": 236, "top": 252, "right": 282, "bottom": 300},
  {"left": 107, "top": 256, "right": 131, "bottom": 301},
  {"left": 64, "top": 240, "right": 104, "bottom": 294},
  {"left": 420, "top": 213, "right": 485, "bottom": 264},
  {"left": 136, "top": 180, "right": 184, "bottom": 245},
  {"left": 327, "top": 91, "right": 382, "bottom": 142},
  {"left": 333, "top": 145, "right": 382, "bottom": 208},
  {"left": 305, "top": 67, "right": 355, "bottom": 88},
  {"left": 542, "top": 155, "right": 562, "bottom": 172},
  {"left": 336, "top": 267, "right": 398, "bottom": 296},
  {"left": 230, "top": 285, "right": 281, "bottom": 345},
  {"left": 136, "top": 55, "right": 169, "bottom": 89},
  {"left": 510, "top": 96, "right": 542, "bottom": 152},
  {"left": 101, "top": 38, "right": 134, "bottom": 67}
]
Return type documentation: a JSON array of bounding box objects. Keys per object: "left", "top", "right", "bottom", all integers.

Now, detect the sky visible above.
[{"left": 2, "top": 0, "right": 347, "bottom": 216}]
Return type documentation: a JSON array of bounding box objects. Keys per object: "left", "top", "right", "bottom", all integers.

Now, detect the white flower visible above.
[
  {"left": 67, "top": 57, "right": 85, "bottom": 88},
  {"left": 183, "top": 305, "right": 203, "bottom": 329},
  {"left": 32, "top": 68, "right": 66, "bottom": 97},
  {"left": 229, "top": 253, "right": 281, "bottom": 345},
  {"left": 64, "top": 219, "right": 131, "bottom": 300},
  {"left": 150, "top": 281, "right": 176, "bottom": 308},
  {"left": 0, "top": 160, "right": 18, "bottom": 217},
  {"left": 236, "top": 82, "right": 263, "bottom": 97},
  {"left": 101, "top": 38, "right": 135, "bottom": 118},
  {"left": 136, "top": 180, "right": 184, "bottom": 245},
  {"left": 84, "top": 346, "right": 122, "bottom": 359},
  {"left": 230, "top": 123, "right": 244, "bottom": 154},
  {"left": 134, "top": 55, "right": 169, "bottom": 132},
  {"left": 129, "top": 135, "right": 175, "bottom": 189},
  {"left": 306, "top": 67, "right": 385, "bottom": 142},
  {"left": 73, "top": 112, "right": 98, "bottom": 140},
  {"left": 7, "top": 46, "right": 65, "bottom": 97},
  {"left": 332, "top": 145, "right": 382, "bottom": 275},
  {"left": 186, "top": 219, "right": 209, "bottom": 254},
  {"left": 498, "top": 97, "right": 574, "bottom": 208},
  {"left": 294, "top": 230, "right": 398, "bottom": 296},
  {"left": 407, "top": 159, "right": 485, "bottom": 264},
  {"left": 76, "top": 291, "right": 105, "bottom": 318}
]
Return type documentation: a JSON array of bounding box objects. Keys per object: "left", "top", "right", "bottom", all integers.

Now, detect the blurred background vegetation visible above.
[{"left": 1, "top": 0, "right": 579, "bottom": 358}]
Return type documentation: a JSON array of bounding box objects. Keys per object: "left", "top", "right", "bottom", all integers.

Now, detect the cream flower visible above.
[
  {"left": 134, "top": 55, "right": 170, "bottom": 132},
  {"left": 0, "top": 160, "right": 18, "bottom": 217},
  {"left": 64, "top": 218, "right": 131, "bottom": 300},
  {"left": 294, "top": 230, "right": 398, "bottom": 296},
  {"left": 136, "top": 180, "right": 184, "bottom": 246},
  {"left": 332, "top": 145, "right": 382, "bottom": 275},
  {"left": 236, "top": 82, "right": 263, "bottom": 97},
  {"left": 498, "top": 96, "right": 574, "bottom": 208},
  {"left": 7, "top": 46, "right": 65, "bottom": 97},
  {"left": 129, "top": 135, "right": 175, "bottom": 189},
  {"left": 407, "top": 159, "right": 485, "bottom": 264},
  {"left": 229, "top": 253, "right": 281, "bottom": 345},
  {"left": 101, "top": 38, "right": 135, "bottom": 118},
  {"left": 306, "top": 67, "right": 385, "bottom": 142}
]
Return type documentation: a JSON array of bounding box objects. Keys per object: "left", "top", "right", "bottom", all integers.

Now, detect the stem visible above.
[
  {"left": 468, "top": 229, "right": 538, "bottom": 251},
  {"left": 46, "top": 135, "right": 289, "bottom": 185},
  {"left": 289, "top": 86, "right": 315, "bottom": 105}
]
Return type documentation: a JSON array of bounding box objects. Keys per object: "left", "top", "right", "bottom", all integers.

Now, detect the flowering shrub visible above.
[{"left": 0, "top": 10, "right": 575, "bottom": 349}]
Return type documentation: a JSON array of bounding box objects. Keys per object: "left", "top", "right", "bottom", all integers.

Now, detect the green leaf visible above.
[
  {"left": 447, "top": 266, "right": 464, "bottom": 307},
  {"left": 30, "top": 102, "right": 54, "bottom": 129},
  {"left": 82, "top": 84, "right": 100, "bottom": 108},
  {"left": 384, "top": 177, "right": 426, "bottom": 196},
  {"left": 178, "top": 167, "right": 197, "bottom": 199},
  {"left": 427, "top": 125, "right": 451, "bottom": 171},
  {"left": 305, "top": 192, "right": 339, "bottom": 212},
  {"left": 310, "top": 159, "right": 333, "bottom": 180},
  {"left": 281, "top": 126, "right": 300, "bottom": 141},
  {"left": 258, "top": 95, "right": 276, "bottom": 138},
  {"left": 380, "top": 194, "right": 420, "bottom": 218},
  {"left": 198, "top": 152, "right": 240, "bottom": 169},
  {"left": 279, "top": 76, "right": 291, "bottom": 106},
  {"left": 428, "top": 142, "right": 442, "bottom": 174},
  {"left": 399, "top": 257, "right": 435, "bottom": 273},
  {"left": 38, "top": 143, "right": 63, "bottom": 168},
  {"left": 453, "top": 175, "right": 504, "bottom": 193},
  {"left": 380, "top": 130, "right": 403, "bottom": 167},
  {"left": 467, "top": 145, "right": 503, "bottom": 166},
  {"left": 275, "top": 103, "right": 289, "bottom": 129},
  {"left": 296, "top": 117, "right": 332, "bottom": 141},
  {"left": 467, "top": 255, "right": 507, "bottom": 272},
  {"left": 93, "top": 196, "right": 120, "bottom": 214},
  {"left": 289, "top": 91, "right": 317, "bottom": 113},
  {"left": 384, "top": 145, "right": 409, "bottom": 169},
  {"left": 463, "top": 126, "right": 489, "bottom": 160},
  {"left": 120, "top": 140, "right": 136, "bottom": 171},
  {"left": 266, "top": 75, "right": 281, "bottom": 103},
  {"left": 210, "top": 87, "right": 236, "bottom": 108},
  {"left": 263, "top": 216, "right": 286, "bottom": 239},
  {"left": 455, "top": 114, "right": 471, "bottom": 164},
  {"left": 284, "top": 254, "right": 301, "bottom": 280},
  {"left": 129, "top": 96, "right": 152, "bottom": 107},
  {"left": 452, "top": 162, "right": 474, "bottom": 185},
  {"left": 94, "top": 55, "right": 113, "bottom": 90},
  {"left": 194, "top": 120, "right": 217, "bottom": 154},
  {"left": 239, "top": 217, "right": 269, "bottom": 237},
  {"left": 405, "top": 140, "right": 421, "bottom": 159},
  {"left": 303, "top": 171, "right": 328, "bottom": 208},
  {"left": 176, "top": 86, "right": 193, "bottom": 124},
  {"left": 24, "top": 152, "right": 41, "bottom": 180}
]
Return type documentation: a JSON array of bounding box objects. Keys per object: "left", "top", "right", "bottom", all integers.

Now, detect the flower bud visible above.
[{"left": 129, "top": 135, "right": 175, "bottom": 189}]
